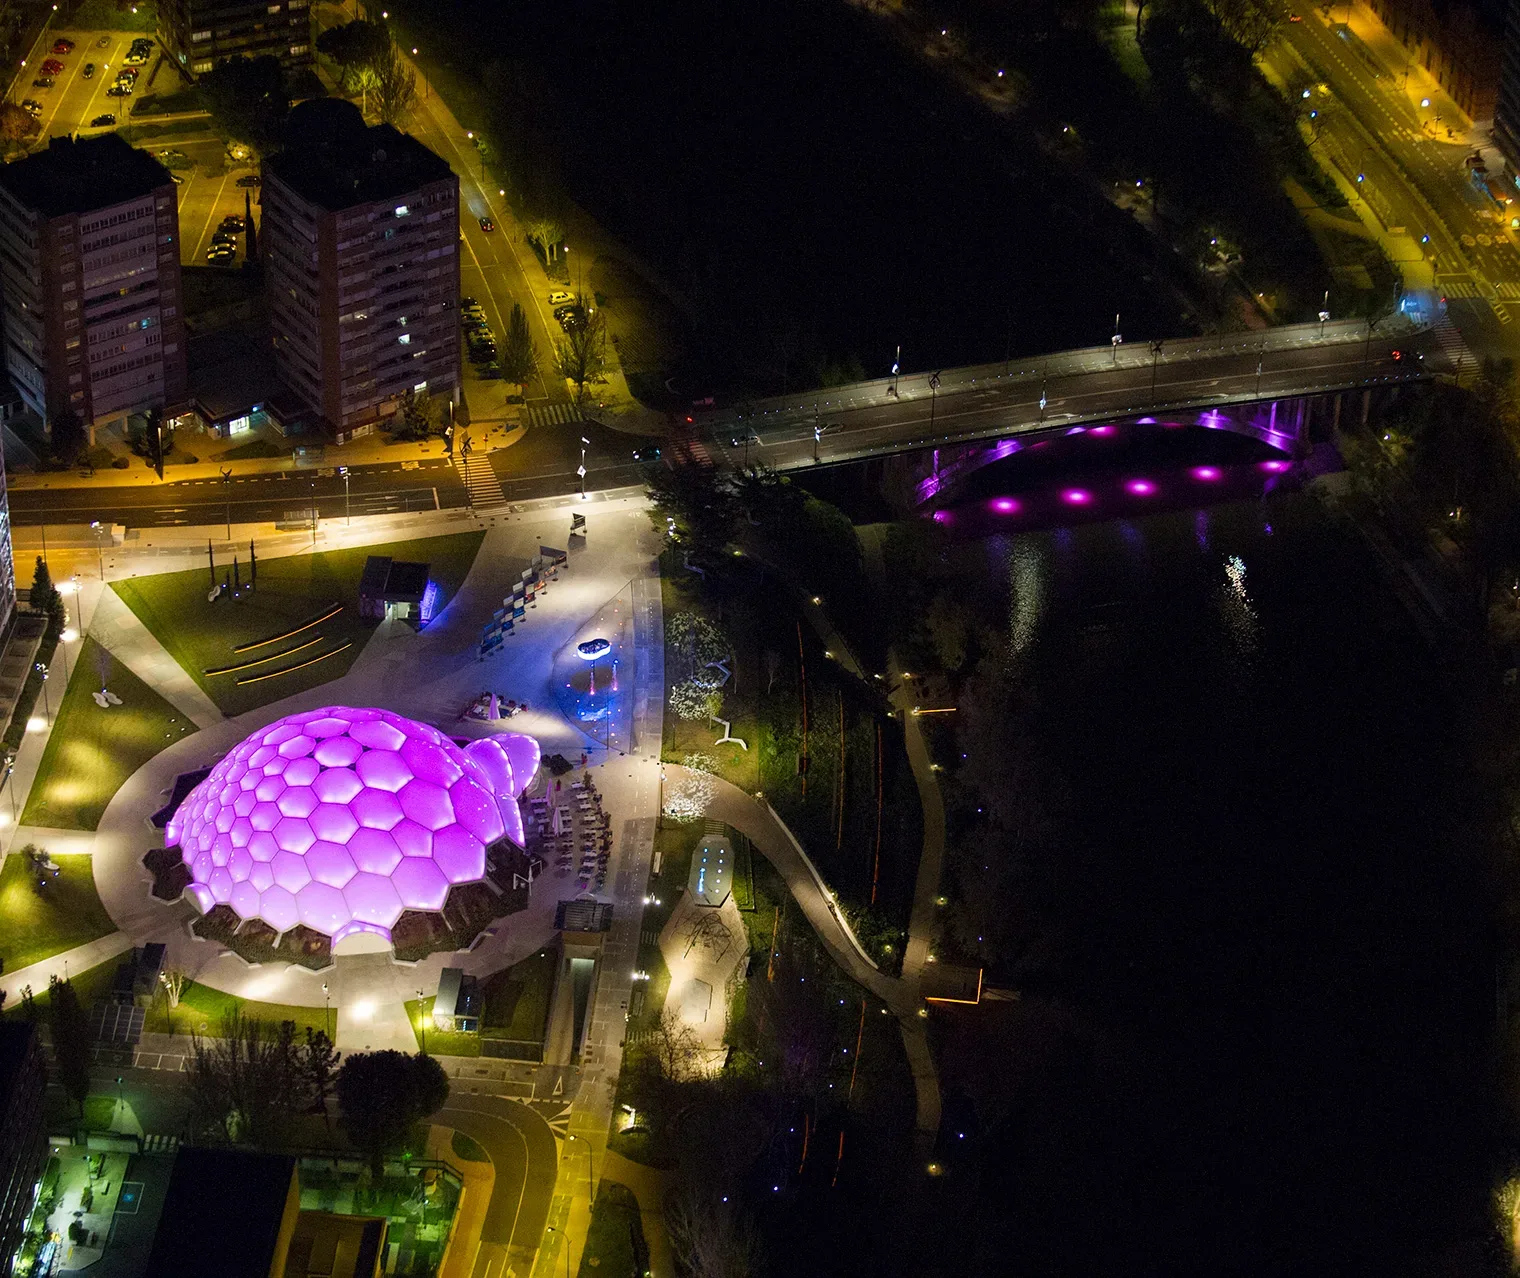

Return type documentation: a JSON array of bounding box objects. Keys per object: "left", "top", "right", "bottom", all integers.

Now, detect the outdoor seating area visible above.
[
  {"left": 527, "top": 774, "right": 613, "bottom": 893},
  {"left": 461, "top": 690, "right": 530, "bottom": 721}
]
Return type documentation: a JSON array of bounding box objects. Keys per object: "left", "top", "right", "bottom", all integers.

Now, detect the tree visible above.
[
  {"left": 394, "top": 387, "right": 439, "bottom": 442},
  {"left": 186, "top": 1008, "right": 307, "bottom": 1147},
  {"left": 0, "top": 103, "right": 39, "bottom": 145},
  {"left": 336, "top": 1050, "right": 449, "bottom": 1177},
  {"left": 48, "top": 408, "right": 86, "bottom": 467},
  {"left": 646, "top": 459, "right": 742, "bottom": 566},
  {"left": 664, "top": 1188, "right": 764, "bottom": 1278},
  {"left": 29, "top": 558, "right": 64, "bottom": 638},
  {"left": 315, "top": 18, "right": 390, "bottom": 74},
  {"left": 684, "top": 908, "right": 734, "bottom": 961},
  {"left": 554, "top": 305, "right": 607, "bottom": 405},
  {"left": 650, "top": 1007, "right": 703, "bottom": 1082},
  {"left": 372, "top": 40, "right": 416, "bottom": 126},
  {"left": 159, "top": 968, "right": 185, "bottom": 1008},
  {"left": 525, "top": 217, "right": 563, "bottom": 265},
  {"left": 48, "top": 976, "right": 91, "bottom": 1116},
  {"left": 198, "top": 56, "right": 289, "bottom": 153},
  {"left": 304, "top": 1028, "right": 340, "bottom": 1120},
  {"left": 498, "top": 303, "right": 539, "bottom": 390},
  {"left": 244, "top": 189, "right": 258, "bottom": 264},
  {"left": 669, "top": 681, "right": 723, "bottom": 723}
]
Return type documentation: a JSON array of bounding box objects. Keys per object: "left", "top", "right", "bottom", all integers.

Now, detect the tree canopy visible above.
[
  {"left": 337, "top": 1050, "right": 450, "bottom": 1176},
  {"left": 315, "top": 18, "right": 390, "bottom": 71},
  {"left": 198, "top": 56, "right": 289, "bottom": 153}
]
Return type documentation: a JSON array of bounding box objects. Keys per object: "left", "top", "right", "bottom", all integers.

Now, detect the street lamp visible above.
[
  {"left": 1319, "top": 290, "right": 1330, "bottom": 340},
  {"left": 890, "top": 345, "right": 901, "bottom": 398},
  {"left": 1111, "top": 312, "right": 1122, "bottom": 365},
  {"left": 90, "top": 520, "right": 105, "bottom": 580},
  {"left": 928, "top": 371, "right": 941, "bottom": 431},
  {"left": 578, "top": 437, "right": 589, "bottom": 498},
  {"left": 37, "top": 663, "right": 50, "bottom": 726},
  {"left": 221, "top": 467, "right": 233, "bottom": 540},
  {"left": 1149, "top": 339, "right": 1163, "bottom": 397},
  {"left": 339, "top": 466, "right": 351, "bottom": 524},
  {"left": 417, "top": 987, "right": 427, "bottom": 1054},
  {"left": 310, "top": 479, "right": 318, "bottom": 547},
  {"left": 322, "top": 981, "right": 331, "bottom": 1039},
  {"left": 115, "top": 1075, "right": 124, "bottom": 1120},
  {"left": 4, "top": 754, "right": 17, "bottom": 827}
]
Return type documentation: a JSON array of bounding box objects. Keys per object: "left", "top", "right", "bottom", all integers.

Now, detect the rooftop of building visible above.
[
  {"left": 267, "top": 100, "right": 452, "bottom": 212},
  {"left": 143, "top": 1147, "right": 296, "bottom": 1278},
  {"left": 0, "top": 134, "right": 172, "bottom": 219}
]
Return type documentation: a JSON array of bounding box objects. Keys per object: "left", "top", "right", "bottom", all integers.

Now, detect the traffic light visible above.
[{"left": 146, "top": 409, "right": 164, "bottom": 480}]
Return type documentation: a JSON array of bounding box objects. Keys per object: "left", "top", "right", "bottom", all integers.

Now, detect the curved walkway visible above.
[{"left": 664, "top": 765, "right": 942, "bottom": 1143}]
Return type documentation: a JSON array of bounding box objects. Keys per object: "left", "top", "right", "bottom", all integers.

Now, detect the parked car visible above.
[
  {"left": 96, "top": 35, "right": 111, "bottom": 48},
  {"left": 21, "top": 99, "right": 41, "bottom": 116},
  {"left": 478, "top": 361, "right": 503, "bottom": 379},
  {"left": 547, "top": 290, "right": 574, "bottom": 306},
  {"left": 82, "top": 63, "right": 94, "bottom": 78},
  {"left": 235, "top": 175, "right": 260, "bottom": 187},
  {"left": 106, "top": 85, "right": 130, "bottom": 97},
  {"left": 460, "top": 295, "right": 478, "bottom": 308},
  {"left": 631, "top": 446, "right": 663, "bottom": 463},
  {"left": 31, "top": 77, "right": 53, "bottom": 89},
  {"left": 478, "top": 216, "right": 494, "bottom": 232},
  {"left": 468, "top": 344, "right": 497, "bottom": 363},
  {"left": 51, "top": 38, "right": 73, "bottom": 53},
  {"left": 90, "top": 112, "right": 115, "bottom": 127},
  {"left": 556, "top": 305, "right": 587, "bottom": 332},
  {"left": 40, "top": 59, "right": 63, "bottom": 74},
  {"left": 219, "top": 216, "right": 245, "bottom": 233}
]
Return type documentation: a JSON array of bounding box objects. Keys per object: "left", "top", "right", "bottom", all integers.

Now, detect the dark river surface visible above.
[{"left": 928, "top": 432, "right": 1498, "bottom": 1270}]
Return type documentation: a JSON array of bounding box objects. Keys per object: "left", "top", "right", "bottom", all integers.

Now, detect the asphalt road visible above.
[
  {"left": 8, "top": 458, "right": 466, "bottom": 528},
  {"left": 702, "top": 328, "right": 1442, "bottom": 471},
  {"left": 436, "top": 1096, "right": 558, "bottom": 1271}
]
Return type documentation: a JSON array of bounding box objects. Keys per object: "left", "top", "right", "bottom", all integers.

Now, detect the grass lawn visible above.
[
  {"left": 451, "top": 1130, "right": 488, "bottom": 1162},
  {"left": 4, "top": 958, "right": 117, "bottom": 1018},
  {"left": 70, "top": 0, "right": 157, "bottom": 31},
  {"left": 0, "top": 854, "right": 116, "bottom": 973},
  {"left": 403, "top": 996, "right": 481, "bottom": 1058},
  {"left": 81, "top": 1095, "right": 117, "bottom": 1132},
  {"left": 112, "top": 532, "right": 486, "bottom": 718},
  {"left": 577, "top": 1181, "right": 646, "bottom": 1278},
  {"left": 659, "top": 573, "right": 759, "bottom": 792},
  {"left": 143, "top": 979, "right": 332, "bottom": 1039},
  {"left": 21, "top": 636, "right": 193, "bottom": 830}
]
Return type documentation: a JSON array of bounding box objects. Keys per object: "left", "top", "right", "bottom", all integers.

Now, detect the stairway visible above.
[{"left": 454, "top": 450, "right": 506, "bottom": 510}]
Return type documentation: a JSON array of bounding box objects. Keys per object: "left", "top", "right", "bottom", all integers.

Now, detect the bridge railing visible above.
[{"left": 693, "top": 316, "right": 1425, "bottom": 432}]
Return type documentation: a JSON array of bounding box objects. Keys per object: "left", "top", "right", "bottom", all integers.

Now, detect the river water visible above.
[{"left": 935, "top": 435, "right": 1497, "bottom": 1269}]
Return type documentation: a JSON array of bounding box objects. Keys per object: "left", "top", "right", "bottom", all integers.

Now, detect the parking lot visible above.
[{"left": 16, "top": 28, "right": 260, "bottom": 270}]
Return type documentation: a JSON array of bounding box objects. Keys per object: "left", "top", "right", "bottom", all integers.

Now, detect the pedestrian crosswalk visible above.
[
  {"left": 453, "top": 451, "right": 506, "bottom": 510},
  {"left": 525, "top": 403, "right": 583, "bottom": 429},
  {"left": 142, "top": 1134, "right": 180, "bottom": 1155},
  {"left": 1430, "top": 317, "right": 1476, "bottom": 374},
  {"left": 1440, "top": 280, "right": 1484, "bottom": 299},
  {"left": 1497, "top": 282, "right": 1520, "bottom": 300}
]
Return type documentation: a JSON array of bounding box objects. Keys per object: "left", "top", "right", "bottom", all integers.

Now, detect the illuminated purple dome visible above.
[{"left": 166, "top": 707, "right": 540, "bottom": 945}]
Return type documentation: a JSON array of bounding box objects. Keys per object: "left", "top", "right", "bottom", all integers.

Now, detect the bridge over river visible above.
[{"left": 689, "top": 317, "right": 1465, "bottom": 493}]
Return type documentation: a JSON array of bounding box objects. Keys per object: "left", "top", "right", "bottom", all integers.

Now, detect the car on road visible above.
[
  {"left": 235, "top": 174, "right": 260, "bottom": 187},
  {"left": 90, "top": 113, "right": 115, "bottom": 127},
  {"left": 1390, "top": 349, "right": 1424, "bottom": 363},
  {"left": 82, "top": 62, "right": 94, "bottom": 78},
  {"left": 31, "top": 77, "right": 53, "bottom": 89},
  {"left": 51, "top": 39, "right": 73, "bottom": 54},
  {"left": 478, "top": 216, "right": 494, "bottom": 232},
  {"left": 547, "top": 290, "right": 574, "bottom": 306},
  {"left": 159, "top": 148, "right": 188, "bottom": 162},
  {"left": 631, "top": 446, "right": 662, "bottom": 463},
  {"left": 21, "top": 99, "right": 41, "bottom": 116}
]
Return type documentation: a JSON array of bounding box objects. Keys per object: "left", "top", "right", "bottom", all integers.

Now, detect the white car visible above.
[{"left": 547, "top": 290, "right": 574, "bottom": 307}]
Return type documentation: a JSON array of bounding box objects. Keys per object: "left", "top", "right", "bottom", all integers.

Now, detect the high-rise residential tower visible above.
[
  {"left": 158, "top": 0, "right": 312, "bottom": 77},
  {"left": 0, "top": 134, "right": 187, "bottom": 439},
  {"left": 263, "top": 101, "right": 460, "bottom": 435}
]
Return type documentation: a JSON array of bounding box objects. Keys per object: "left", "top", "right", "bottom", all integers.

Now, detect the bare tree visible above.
[
  {"left": 665, "top": 1189, "right": 765, "bottom": 1278},
  {"left": 159, "top": 968, "right": 185, "bottom": 1009},
  {"left": 650, "top": 1007, "right": 703, "bottom": 1082},
  {"left": 525, "top": 217, "right": 563, "bottom": 265},
  {"left": 186, "top": 1008, "right": 311, "bottom": 1148},
  {"left": 373, "top": 40, "right": 417, "bottom": 125},
  {"left": 684, "top": 908, "right": 733, "bottom": 962},
  {"left": 554, "top": 305, "right": 607, "bottom": 405}
]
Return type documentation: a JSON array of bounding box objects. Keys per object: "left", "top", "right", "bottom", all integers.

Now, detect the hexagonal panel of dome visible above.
[{"left": 159, "top": 707, "right": 540, "bottom": 967}]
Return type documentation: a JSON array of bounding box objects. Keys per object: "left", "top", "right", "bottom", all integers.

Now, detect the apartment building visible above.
[
  {"left": 0, "top": 134, "right": 187, "bottom": 439},
  {"left": 263, "top": 101, "right": 459, "bottom": 435},
  {"left": 158, "top": 0, "right": 312, "bottom": 76}
]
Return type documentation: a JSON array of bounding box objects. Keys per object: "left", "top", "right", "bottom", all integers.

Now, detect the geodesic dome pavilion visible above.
[{"left": 165, "top": 707, "right": 540, "bottom": 947}]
